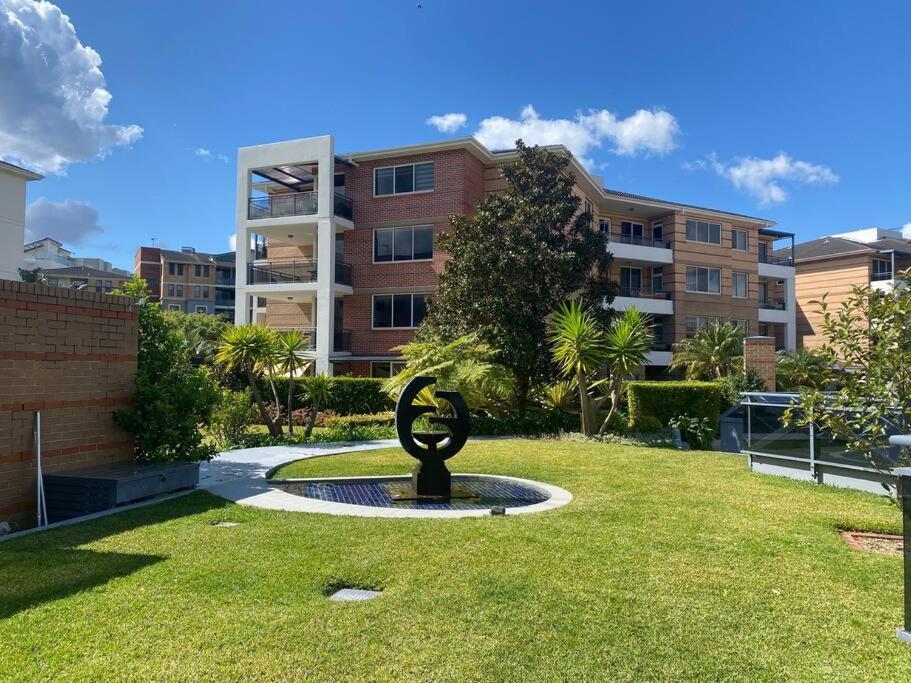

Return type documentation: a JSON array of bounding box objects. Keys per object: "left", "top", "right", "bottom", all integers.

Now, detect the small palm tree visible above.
[
  {"left": 303, "top": 374, "right": 335, "bottom": 440},
  {"left": 275, "top": 330, "right": 313, "bottom": 434},
  {"left": 215, "top": 325, "right": 282, "bottom": 436},
  {"left": 549, "top": 301, "right": 608, "bottom": 436},
  {"left": 598, "top": 308, "right": 653, "bottom": 434},
  {"left": 670, "top": 321, "right": 744, "bottom": 380},
  {"left": 776, "top": 348, "right": 828, "bottom": 391}
]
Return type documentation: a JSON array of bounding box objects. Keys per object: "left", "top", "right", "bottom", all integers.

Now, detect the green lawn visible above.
[{"left": 1, "top": 439, "right": 908, "bottom": 681}]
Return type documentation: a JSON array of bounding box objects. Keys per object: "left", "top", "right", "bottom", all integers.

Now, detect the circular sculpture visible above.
[{"left": 395, "top": 376, "right": 469, "bottom": 499}]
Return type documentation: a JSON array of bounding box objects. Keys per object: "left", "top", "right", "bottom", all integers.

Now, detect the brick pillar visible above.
[{"left": 743, "top": 336, "right": 776, "bottom": 391}]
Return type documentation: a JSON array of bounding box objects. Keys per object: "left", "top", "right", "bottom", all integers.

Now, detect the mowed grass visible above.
[{"left": 1, "top": 439, "right": 909, "bottom": 681}]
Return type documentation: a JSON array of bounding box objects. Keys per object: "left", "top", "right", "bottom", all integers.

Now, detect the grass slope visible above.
[{"left": 1, "top": 440, "right": 907, "bottom": 681}]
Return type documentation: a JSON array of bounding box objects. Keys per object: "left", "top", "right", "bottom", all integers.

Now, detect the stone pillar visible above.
[{"left": 743, "top": 336, "right": 776, "bottom": 391}]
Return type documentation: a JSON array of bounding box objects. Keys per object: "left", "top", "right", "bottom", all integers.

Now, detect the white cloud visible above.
[
  {"left": 902, "top": 223, "right": 911, "bottom": 239},
  {"left": 25, "top": 197, "right": 103, "bottom": 244},
  {"left": 472, "top": 105, "right": 680, "bottom": 167},
  {"left": 426, "top": 112, "right": 468, "bottom": 134},
  {"left": 195, "top": 147, "right": 229, "bottom": 163},
  {"left": 228, "top": 234, "right": 236, "bottom": 250},
  {"left": 687, "top": 152, "right": 839, "bottom": 205},
  {"left": 0, "top": 0, "right": 143, "bottom": 174}
]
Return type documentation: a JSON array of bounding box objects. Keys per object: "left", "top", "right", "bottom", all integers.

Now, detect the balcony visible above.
[
  {"left": 247, "top": 191, "right": 353, "bottom": 221},
  {"left": 759, "top": 253, "right": 792, "bottom": 266},
  {"left": 758, "top": 300, "right": 789, "bottom": 324},
  {"left": 758, "top": 252, "right": 795, "bottom": 279},
  {"left": 759, "top": 300, "right": 786, "bottom": 310},
  {"left": 261, "top": 327, "right": 350, "bottom": 353},
  {"left": 334, "top": 328, "right": 352, "bottom": 352},
  {"left": 604, "top": 232, "right": 673, "bottom": 264},
  {"left": 246, "top": 260, "right": 352, "bottom": 287},
  {"left": 611, "top": 288, "right": 673, "bottom": 315}
]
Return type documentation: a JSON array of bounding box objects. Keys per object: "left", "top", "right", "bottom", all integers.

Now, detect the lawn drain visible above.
[
  {"left": 210, "top": 521, "right": 240, "bottom": 527},
  {"left": 323, "top": 577, "right": 383, "bottom": 601}
]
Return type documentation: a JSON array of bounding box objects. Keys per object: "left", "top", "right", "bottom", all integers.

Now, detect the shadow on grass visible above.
[{"left": 0, "top": 491, "right": 228, "bottom": 618}]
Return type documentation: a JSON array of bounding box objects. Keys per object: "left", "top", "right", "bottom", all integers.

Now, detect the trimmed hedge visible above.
[
  {"left": 626, "top": 381, "right": 722, "bottom": 433},
  {"left": 262, "top": 377, "right": 393, "bottom": 416},
  {"left": 471, "top": 410, "right": 578, "bottom": 436},
  {"left": 323, "top": 412, "right": 394, "bottom": 429}
]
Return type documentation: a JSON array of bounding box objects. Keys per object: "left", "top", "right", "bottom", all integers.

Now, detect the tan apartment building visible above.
[
  {"left": 134, "top": 246, "right": 237, "bottom": 320},
  {"left": 233, "top": 135, "right": 796, "bottom": 378},
  {"left": 776, "top": 227, "right": 911, "bottom": 349},
  {"left": 42, "top": 265, "right": 130, "bottom": 293}
]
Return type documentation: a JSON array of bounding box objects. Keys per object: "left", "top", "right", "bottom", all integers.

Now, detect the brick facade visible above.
[
  {"left": 743, "top": 336, "right": 776, "bottom": 391},
  {"left": 0, "top": 279, "right": 138, "bottom": 531}
]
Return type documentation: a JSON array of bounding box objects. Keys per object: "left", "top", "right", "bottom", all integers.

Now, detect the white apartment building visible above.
[{"left": 0, "top": 160, "right": 43, "bottom": 281}]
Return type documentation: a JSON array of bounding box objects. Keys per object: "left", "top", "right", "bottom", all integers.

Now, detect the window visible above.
[
  {"left": 194, "top": 265, "right": 201, "bottom": 277},
  {"left": 652, "top": 222, "right": 663, "bottom": 241},
  {"left": 371, "top": 361, "right": 407, "bottom": 378},
  {"left": 652, "top": 266, "right": 664, "bottom": 293},
  {"left": 374, "top": 226, "right": 434, "bottom": 262},
  {"left": 194, "top": 285, "right": 201, "bottom": 298},
  {"left": 167, "top": 284, "right": 175, "bottom": 297},
  {"left": 873, "top": 259, "right": 893, "bottom": 279},
  {"left": 758, "top": 322, "right": 770, "bottom": 336},
  {"left": 621, "top": 221, "right": 644, "bottom": 240},
  {"left": 94, "top": 280, "right": 102, "bottom": 292},
  {"left": 758, "top": 242, "right": 768, "bottom": 262},
  {"left": 685, "top": 266, "right": 721, "bottom": 293},
  {"left": 583, "top": 199, "right": 593, "bottom": 225},
  {"left": 758, "top": 281, "right": 768, "bottom": 304},
  {"left": 733, "top": 319, "right": 749, "bottom": 333},
  {"left": 652, "top": 317, "right": 664, "bottom": 344},
  {"left": 168, "top": 304, "right": 181, "bottom": 312},
  {"left": 619, "top": 267, "right": 642, "bottom": 296},
  {"left": 685, "top": 315, "right": 721, "bottom": 335},
  {"left": 195, "top": 306, "right": 207, "bottom": 314},
  {"left": 685, "top": 219, "right": 721, "bottom": 245},
  {"left": 372, "top": 293, "right": 427, "bottom": 328},
  {"left": 176, "top": 285, "right": 184, "bottom": 298},
  {"left": 599, "top": 219, "right": 611, "bottom": 235},
  {"left": 732, "top": 271, "right": 748, "bottom": 298},
  {"left": 731, "top": 229, "right": 748, "bottom": 251},
  {"left": 168, "top": 262, "right": 175, "bottom": 276},
  {"left": 374, "top": 162, "right": 434, "bottom": 196},
  {"left": 204, "top": 265, "right": 210, "bottom": 277},
  {"left": 334, "top": 172, "right": 346, "bottom": 195},
  {"left": 203, "top": 286, "right": 210, "bottom": 298},
  {"left": 104, "top": 280, "right": 113, "bottom": 293}
]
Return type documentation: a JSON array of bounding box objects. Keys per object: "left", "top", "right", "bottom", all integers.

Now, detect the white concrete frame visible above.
[
  {"left": 235, "top": 136, "right": 342, "bottom": 374},
  {"left": 757, "top": 261, "right": 797, "bottom": 351}
]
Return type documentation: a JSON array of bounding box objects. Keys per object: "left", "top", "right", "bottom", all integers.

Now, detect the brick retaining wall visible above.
[{"left": 0, "top": 279, "right": 138, "bottom": 531}]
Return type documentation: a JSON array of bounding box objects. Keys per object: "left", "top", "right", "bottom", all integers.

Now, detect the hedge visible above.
[
  {"left": 470, "top": 410, "right": 578, "bottom": 436},
  {"left": 261, "top": 377, "right": 393, "bottom": 416},
  {"left": 626, "top": 381, "right": 722, "bottom": 433},
  {"left": 323, "top": 412, "right": 394, "bottom": 429}
]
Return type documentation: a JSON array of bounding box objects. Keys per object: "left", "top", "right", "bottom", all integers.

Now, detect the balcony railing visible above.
[
  {"left": 247, "top": 191, "right": 354, "bottom": 221},
  {"left": 335, "top": 260, "right": 353, "bottom": 286},
  {"left": 605, "top": 232, "right": 672, "bottom": 249},
  {"left": 759, "top": 300, "right": 786, "bottom": 310},
  {"left": 334, "top": 328, "right": 352, "bottom": 352},
  {"left": 618, "top": 287, "right": 672, "bottom": 299},
  {"left": 871, "top": 271, "right": 894, "bottom": 282},
  {"left": 759, "top": 253, "right": 793, "bottom": 266},
  {"left": 248, "top": 260, "right": 318, "bottom": 284}
]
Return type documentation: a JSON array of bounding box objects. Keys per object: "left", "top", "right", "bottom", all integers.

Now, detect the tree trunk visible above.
[
  {"left": 286, "top": 373, "right": 294, "bottom": 435},
  {"left": 268, "top": 376, "right": 282, "bottom": 433},
  {"left": 515, "top": 373, "right": 530, "bottom": 415},
  {"left": 304, "top": 396, "right": 320, "bottom": 440},
  {"left": 598, "top": 376, "right": 619, "bottom": 435},
  {"left": 577, "top": 369, "right": 595, "bottom": 436},
  {"left": 248, "top": 367, "right": 281, "bottom": 437}
]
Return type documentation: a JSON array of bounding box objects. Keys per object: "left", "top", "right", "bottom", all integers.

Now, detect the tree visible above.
[
  {"left": 112, "top": 274, "right": 150, "bottom": 299},
  {"left": 275, "top": 330, "right": 313, "bottom": 434},
  {"left": 422, "top": 139, "right": 615, "bottom": 411},
  {"left": 600, "top": 307, "right": 653, "bottom": 433},
  {"left": 215, "top": 325, "right": 282, "bottom": 437},
  {"left": 302, "top": 374, "right": 335, "bottom": 440},
  {"left": 18, "top": 267, "right": 46, "bottom": 283},
  {"left": 784, "top": 274, "right": 911, "bottom": 473},
  {"left": 163, "top": 311, "right": 231, "bottom": 367},
  {"left": 670, "top": 321, "right": 744, "bottom": 380},
  {"left": 113, "top": 277, "right": 218, "bottom": 462},
  {"left": 775, "top": 348, "right": 829, "bottom": 391}
]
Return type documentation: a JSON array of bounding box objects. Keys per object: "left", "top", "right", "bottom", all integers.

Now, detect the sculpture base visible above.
[{"left": 410, "top": 460, "right": 451, "bottom": 498}]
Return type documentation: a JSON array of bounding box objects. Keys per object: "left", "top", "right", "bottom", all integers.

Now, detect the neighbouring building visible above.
[
  {"left": 42, "top": 266, "right": 130, "bottom": 293},
  {"left": 134, "top": 245, "right": 237, "bottom": 320},
  {"left": 23, "top": 236, "right": 132, "bottom": 291},
  {"left": 778, "top": 227, "right": 911, "bottom": 349},
  {"left": 0, "top": 160, "right": 43, "bottom": 280},
  {"left": 233, "top": 135, "right": 797, "bottom": 378}
]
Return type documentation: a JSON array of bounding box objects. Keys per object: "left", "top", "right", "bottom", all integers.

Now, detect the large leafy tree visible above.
[
  {"left": 670, "top": 321, "right": 744, "bottom": 380},
  {"left": 422, "top": 139, "right": 615, "bottom": 410},
  {"left": 784, "top": 274, "right": 911, "bottom": 473}
]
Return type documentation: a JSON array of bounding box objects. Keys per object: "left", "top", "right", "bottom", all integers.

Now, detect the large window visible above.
[
  {"left": 685, "top": 266, "right": 721, "bottom": 293},
  {"left": 733, "top": 319, "right": 749, "bottom": 334},
  {"left": 873, "top": 259, "right": 893, "bottom": 280},
  {"left": 685, "top": 315, "right": 721, "bottom": 336},
  {"left": 371, "top": 361, "right": 407, "bottom": 378},
  {"left": 372, "top": 293, "right": 427, "bottom": 329},
  {"left": 621, "top": 221, "right": 644, "bottom": 240},
  {"left": 731, "top": 229, "right": 748, "bottom": 251},
  {"left": 732, "top": 271, "right": 748, "bottom": 298},
  {"left": 374, "top": 226, "right": 434, "bottom": 262},
  {"left": 374, "top": 162, "right": 434, "bottom": 196},
  {"left": 685, "top": 219, "right": 721, "bottom": 245},
  {"left": 167, "top": 262, "right": 185, "bottom": 276}
]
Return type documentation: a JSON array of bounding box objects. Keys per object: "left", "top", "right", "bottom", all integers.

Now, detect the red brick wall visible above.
[
  {"left": 0, "top": 280, "right": 138, "bottom": 531},
  {"left": 743, "top": 336, "right": 776, "bottom": 391},
  {"left": 134, "top": 246, "right": 162, "bottom": 299}
]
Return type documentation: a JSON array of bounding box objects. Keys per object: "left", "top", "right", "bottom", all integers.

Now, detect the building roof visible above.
[
  {"left": 777, "top": 235, "right": 911, "bottom": 262},
  {"left": 24, "top": 237, "right": 65, "bottom": 251},
  {"left": 159, "top": 249, "right": 218, "bottom": 265},
  {"left": 43, "top": 266, "right": 130, "bottom": 279},
  {"left": 0, "top": 159, "right": 43, "bottom": 181}
]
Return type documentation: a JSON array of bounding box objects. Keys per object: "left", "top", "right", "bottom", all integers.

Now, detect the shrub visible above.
[
  {"left": 715, "top": 366, "right": 766, "bottom": 410},
  {"left": 632, "top": 415, "right": 663, "bottom": 433},
  {"left": 323, "top": 412, "right": 395, "bottom": 429},
  {"left": 669, "top": 415, "right": 714, "bottom": 450},
  {"left": 627, "top": 381, "right": 722, "bottom": 434},
  {"left": 265, "top": 377, "right": 392, "bottom": 415},
  {"left": 470, "top": 410, "right": 578, "bottom": 436},
  {"left": 209, "top": 389, "right": 257, "bottom": 450}
]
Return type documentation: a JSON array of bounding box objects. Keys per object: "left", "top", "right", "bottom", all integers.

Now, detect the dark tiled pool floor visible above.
[{"left": 271, "top": 476, "right": 550, "bottom": 511}]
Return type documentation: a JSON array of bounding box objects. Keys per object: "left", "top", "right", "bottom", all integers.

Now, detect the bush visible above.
[
  {"left": 323, "top": 412, "right": 395, "bottom": 429},
  {"left": 715, "top": 366, "right": 766, "bottom": 410},
  {"left": 669, "top": 415, "right": 714, "bottom": 450},
  {"left": 632, "top": 415, "right": 663, "bottom": 433},
  {"left": 470, "top": 410, "right": 578, "bottom": 436},
  {"left": 264, "top": 377, "right": 393, "bottom": 416},
  {"left": 627, "top": 381, "right": 722, "bottom": 434},
  {"left": 209, "top": 389, "right": 257, "bottom": 450}
]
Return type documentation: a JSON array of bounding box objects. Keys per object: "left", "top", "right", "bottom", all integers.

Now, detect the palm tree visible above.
[
  {"left": 670, "top": 321, "right": 744, "bottom": 380},
  {"left": 549, "top": 301, "right": 608, "bottom": 436},
  {"left": 275, "top": 330, "right": 313, "bottom": 434},
  {"left": 302, "top": 374, "right": 335, "bottom": 440},
  {"left": 776, "top": 348, "right": 828, "bottom": 391},
  {"left": 598, "top": 308, "right": 653, "bottom": 434},
  {"left": 215, "top": 325, "right": 282, "bottom": 436}
]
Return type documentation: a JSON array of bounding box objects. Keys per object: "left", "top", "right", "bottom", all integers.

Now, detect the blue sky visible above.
[{"left": 3, "top": 0, "right": 910, "bottom": 269}]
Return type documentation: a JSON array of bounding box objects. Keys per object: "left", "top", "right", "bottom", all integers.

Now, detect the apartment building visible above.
[
  {"left": 777, "top": 227, "right": 911, "bottom": 349},
  {"left": 134, "top": 246, "right": 237, "bottom": 320},
  {"left": 0, "top": 160, "right": 43, "bottom": 280},
  {"left": 42, "top": 265, "right": 130, "bottom": 292},
  {"left": 23, "top": 237, "right": 128, "bottom": 275},
  {"left": 234, "top": 135, "right": 796, "bottom": 377}
]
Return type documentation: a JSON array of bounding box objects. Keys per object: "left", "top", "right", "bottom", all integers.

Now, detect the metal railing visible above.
[
  {"left": 248, "top": 260, "right": 318, "bottom": 284},
  {"left": 604, "top": 232, "right": 672, "bottom": 249},
  {"left": 759, "top": 253, "right": 794, "bottom": 266},
  {"left": 335, "top": 261, "right": 353, "bottom": 286},
  {"left": 759, "top": 300, "right": 786, "bottom": 310},
  {"left": 334, "top": 329, "right": 352, "bottom": 352},
  {"left": 871, "top": 271, "right": 894, "bottom": 282},
  {"left": 247, "top": 191, "right": 354, "bottom": 221},
  {"left": 618, "top": 287, "right": 671, "bottom": 299}
]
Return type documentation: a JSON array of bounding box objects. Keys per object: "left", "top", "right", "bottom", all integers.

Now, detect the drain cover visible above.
[
  {"left": 328, "top": 588, "right": 382, "bottom": 602},
  {"left": 211, "top": 521, "right": 239, "bottom": 527}
]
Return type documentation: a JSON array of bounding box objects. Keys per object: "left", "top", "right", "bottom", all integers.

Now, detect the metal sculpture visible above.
[{"left": 395, "top": 376, "right": 470, "bottom": 498}]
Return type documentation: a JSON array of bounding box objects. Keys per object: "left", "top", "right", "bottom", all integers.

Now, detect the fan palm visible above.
[
  {"left": 302, "top": 374, "right": 335, "bottom": 440},
  {"left": 215, "top": 325, "right": 282, "bottom": 436},
  {"left": 275, "top": 330, "right": 314, "bottom": 434},
  {"left": 670, "top": 321, "right": 744, "bottom": 380}
]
